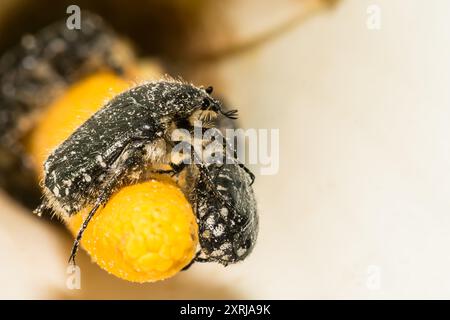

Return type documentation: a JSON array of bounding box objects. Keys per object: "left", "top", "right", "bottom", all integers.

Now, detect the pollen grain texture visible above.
[{"left": 28, "top": 72, "right": 199, "bottom": 282}]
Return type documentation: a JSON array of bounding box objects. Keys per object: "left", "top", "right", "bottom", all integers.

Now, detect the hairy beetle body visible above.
[{"left": 43, "top": 80, "right": 223, "bottom": 218}]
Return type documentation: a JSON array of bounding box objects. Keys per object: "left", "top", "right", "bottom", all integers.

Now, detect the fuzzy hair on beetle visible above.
[
  {"left": 0, "top": 12, "right": 131, "bottom": 206},
  {"left": 38, "top": 79, "right": 241, "bottom": 264}
]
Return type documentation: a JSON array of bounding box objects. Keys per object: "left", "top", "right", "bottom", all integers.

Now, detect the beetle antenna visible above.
[{"left": 221, "top": 109, "right": 239, "bottom": 120}]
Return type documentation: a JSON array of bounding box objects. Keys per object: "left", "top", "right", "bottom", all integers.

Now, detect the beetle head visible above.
[{"left": 163, "top": 83, "right": 237, "bottom": 128}]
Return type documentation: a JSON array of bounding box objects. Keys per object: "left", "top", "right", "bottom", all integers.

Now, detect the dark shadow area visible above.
[{"left": 0, "top": 0, "right": 206, "bottom": 60}]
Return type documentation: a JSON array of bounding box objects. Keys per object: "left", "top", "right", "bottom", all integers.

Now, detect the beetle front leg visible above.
[
  {"left": 68, "top": 139, "right": 146, "bottom": 265},
  {"left": 150, "top": 162, "right": 187, "bottom": 176},
  {"left": 68, "top": 165, "right": 127, "bottom": 265}
]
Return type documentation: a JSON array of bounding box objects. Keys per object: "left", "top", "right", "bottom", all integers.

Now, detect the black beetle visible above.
[{"left": 185, "top": 131, "right": 258, "bottom": 266}]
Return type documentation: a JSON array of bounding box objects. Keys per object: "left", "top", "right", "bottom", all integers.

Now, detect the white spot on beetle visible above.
[
  {"left": 218, "top": 173, "right": 232, "bottom": 181},
  {"left": 213, "top": 224, "right": 224, "bottom": 237},
  {"left": 53, "top": 187, "right": 60, "bottom": 197},
  {"left": 220, "top": 207, "right": 228, "bottom": 217},
  {"left": 236, "top": 247, "right": 247, "bottom": 257},
  {"left": 220, "top": 242, "right": 231, "bottom": 250},
  {"left": 211, "top": 249, "right": 224, "bottom": 257},
  {"left": 206, "top": 216, "right": 215, "bottom": 227},
  {"left": 96, "top": 155, "right": 107, "bottom": 167}
]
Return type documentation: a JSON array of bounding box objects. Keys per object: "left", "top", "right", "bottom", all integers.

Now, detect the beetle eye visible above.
[
  {"left": 205, "top": 86, "right": 213, "bottom": 94},
  {"left": 201, "top": 98, "right": 210, "bottom": 109}
]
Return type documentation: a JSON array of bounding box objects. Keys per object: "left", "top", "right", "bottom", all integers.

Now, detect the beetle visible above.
[
  {"left": 0, "top": 12, "right": 130, "bottom": 206},
  {"left": 185, "top": 131, "right": 258, "bottom": 266},
  {"left": 38, "top": 80, "right": 238, "bottom": 264}
]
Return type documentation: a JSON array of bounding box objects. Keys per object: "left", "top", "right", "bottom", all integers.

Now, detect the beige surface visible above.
[
  {"left": 203, "top": 0, "right": 450, "bottom": 298},
  {"left": 1, "top": 0, "right": 450, "bottom": 299}
]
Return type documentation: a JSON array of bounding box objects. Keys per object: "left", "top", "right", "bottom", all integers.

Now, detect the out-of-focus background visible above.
[{"left": 1, "top": 0, "right": 450, "bottom": 299}]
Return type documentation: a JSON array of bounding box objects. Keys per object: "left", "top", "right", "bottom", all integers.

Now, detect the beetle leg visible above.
[
  {"left": 194, "top": 255, "right": 209, "bottom": 263},
  {"left": 191, "top": 150, "right": 238, "bottom": 213},
  {"left": 239, "top": 164, "right": 255, "bottom": 185},
  {"left": 33, "top": 201, "right": 48, "bottom": 217},
  {"left": 68, "top": 165, "right": 128, "bottom": 265},
  {"left": 68, "top": 200, "right": 102, "bottom": 265},
  {"left": 68, "top": 139, "right": 146, "bottom": 265},
  {"left": 169, "top": 136, "right": 238, "bottom": 213},
  {"left": 151, "top": 162, "right": 187, "bottom": 177}
]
